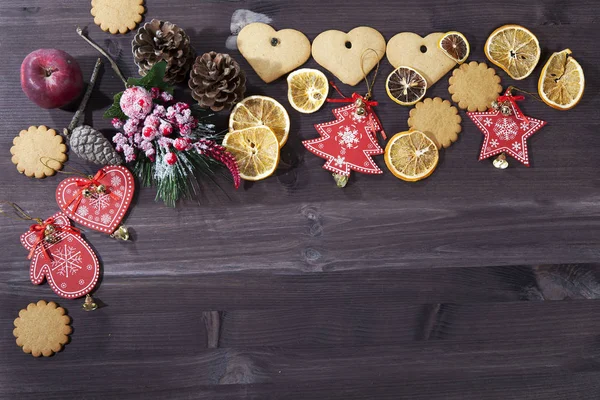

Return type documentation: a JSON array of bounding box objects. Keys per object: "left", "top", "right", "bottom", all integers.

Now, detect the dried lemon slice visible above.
[
  {"left": 287, "top": 68, "right": 329, "bottom": 113},
  {"left": 485, "top": 24, "right": 541, "bottom": 80},
  {"left": 222, "top": 126, "right": 280, "bottom": 181},
  {"left": 384, "top": 130, "right": 439, "bottom": 182},
  {"left": 386, "top": 66, "right": 427, "bottom": 106},
  {"left": 229, "top": 95, "right": 290, "bottom": 147},
  {"left": 538, "top": 49, "right": 584, "bottom": 110},
  {"left": 439, "top": 31, "right": 470, "bottom": 64}
]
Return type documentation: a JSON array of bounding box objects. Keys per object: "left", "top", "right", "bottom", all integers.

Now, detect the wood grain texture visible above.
[{"left": 1, "top": 0, "right": 600, "bottom": 398}]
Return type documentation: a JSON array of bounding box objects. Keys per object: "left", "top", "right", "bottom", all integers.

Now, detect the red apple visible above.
[{"left": 21, "top": 49, "right": 84, "bottom": 109}]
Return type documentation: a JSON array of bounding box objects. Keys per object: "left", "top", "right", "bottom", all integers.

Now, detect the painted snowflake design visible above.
[
  {"left": 113, "top": 189, "right": 123, "bottom": 198},
  {"left": 111, "top": 175, "right": 122, "bottom": 186},
  {"left": 78, "top": 279, "right": 85, "bottom": 285},
  {"left": 493, "top": 118, "right": 519, "bottom": 141},
  {"left": 334, "top": 156, "right": 345, "bottom": 167},
  {"left": 490, "top": 139, "right": 499, "bottom": 148},
  {"left": 87, "top": 265, "right": 93, "bottom": 271},
  {"left": 520, "top": 121, "right": 530, "bottom": 130},
  {"left": 484, "top": 118, "right": 493, "bottom": 127},
  {"left": 61, "top": 283, "right": 67, "bottom": 289},
  {"left": 76, "top": 205, "right": 89, "bottom": 217},
  {"left": 512, "top": 142, "right": 522, "bottom": 151},
  {"left": 52, "top": 245, "right": 82, "bottom": 277},
  {"left": 336, "top": 126, "right": 360, "bottom": 149},
  {"left": 89, "top": 193, "right": 111, "bottom": 212},
  {"left": 101, "top": 214, "right": 112, "bottom": 225}
]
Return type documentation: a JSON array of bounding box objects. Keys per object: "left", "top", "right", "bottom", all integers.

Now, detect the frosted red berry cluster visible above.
[
  {"left": 112, "top": 86, "right": 198, "bottom": 164},
  {"left": 111, "top": 85, "right": 240, "bottom": 188}
]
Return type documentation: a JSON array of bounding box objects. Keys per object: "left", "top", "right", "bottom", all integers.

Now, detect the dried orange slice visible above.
[
  {"left": 287, "top": 68, "right": 329, "bottom": 113},
  {"left": 222, "top": 126, "right": 280, "bottom": 181},
  {"left": 384, "top": 130, "right": 439, "bottom": 182},
  {"left": 485, "top": 24, "right": 541, "bottom": 80},
  {"left": 385, "top": 66, "right": 427, "bottom": 106},
  {"left": 439, "top": 31, "right": 470, "bottom": 64},
  {"left": 538, "top": 49, "right": 584, "bottom": 110},
  {"left": 229, "top": 95, "right": 290, "bottom": 147}
]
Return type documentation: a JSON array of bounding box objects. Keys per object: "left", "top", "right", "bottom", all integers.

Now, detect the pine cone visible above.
[
  {"left": 69, "top": 125, "right": 123, "bottom": 166},
  {"left": 132, "top": 19, "right": 195, "bottom": 85},
  {"left": 189, "top": 52, "right": 246, "bottom": 112}
]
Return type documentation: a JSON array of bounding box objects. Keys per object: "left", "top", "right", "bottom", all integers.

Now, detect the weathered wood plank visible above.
[{"left": 1, "top": 0, "right": 600, "bottom": 398}]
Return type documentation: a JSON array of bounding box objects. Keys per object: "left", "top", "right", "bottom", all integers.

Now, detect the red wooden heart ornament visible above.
[
  {"left": 20, "top": 212, "right": 100, "bottom": 299},
  {"left": 56, "top": 165, "right": 134, "bottom": 234}
]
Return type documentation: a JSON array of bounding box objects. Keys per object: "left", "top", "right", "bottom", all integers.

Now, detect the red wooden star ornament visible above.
[{"left": 468, "top": 88, "right": 546, "bottom": 167}]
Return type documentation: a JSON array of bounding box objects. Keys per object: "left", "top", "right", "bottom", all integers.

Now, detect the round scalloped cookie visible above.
[
  {"left": 448, "top": 62, "right": 502, "bottom": 112},
  {"left": 408, "top": 98, "right": 462, "bottom": 149},
  {"left": 91, "top": 0, "right": 145, "bottom": 34},
  {"left": 13, "top": 300, "right": 72, "bottom": 357},
  {"left": 10, "top": 125, "right": 67, "bottom": 178}
]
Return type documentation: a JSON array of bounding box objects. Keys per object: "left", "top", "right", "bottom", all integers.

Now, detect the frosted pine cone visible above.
[
  {"left": 132, "top": 19, "right": 195, "bottom": 84},
  {"left": 70, "top": 125, "right": 123, "bottom": 165},
  {"left": 189, "top": 52, "right": 246, "bottom": 112}
]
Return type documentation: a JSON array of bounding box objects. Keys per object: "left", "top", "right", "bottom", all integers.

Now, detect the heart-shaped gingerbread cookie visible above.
[
  {"left": 312, "top": 27, "right": 386, "bottom": 86},
  {"left": 237, "top": 23, "right": 311, "bottom": 83},
  {"left": 386, "top": 32, "right": 456, "bottom": 87},
  {"left": 56, "top": 165, "right": 134, "bottom": 235}
]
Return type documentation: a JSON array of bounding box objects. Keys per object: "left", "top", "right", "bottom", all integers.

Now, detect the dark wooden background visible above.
[{"left": 1, "top": 0, "right": 600, "bottom": 398}]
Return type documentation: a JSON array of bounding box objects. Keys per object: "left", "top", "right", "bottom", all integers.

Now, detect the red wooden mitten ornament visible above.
[
  {"left": 20, "top": 212, "right": 100, "bottom": 299},
  {"left": 468, "top": 88, "right": 546, "bottom": 167},
  {"left": 56, "top": 165, "right": 134, "bottom": 236},
  {"left": 303, "top": 90, "right": 386, "bottom": 186}
]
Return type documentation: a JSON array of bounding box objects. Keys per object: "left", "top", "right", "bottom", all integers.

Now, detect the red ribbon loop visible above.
[
  {"left": 496, "top": 94, "right": 529, "bottom": 125},
  {"left": 326, "top": 85, "right": 386, "bottom": 140},
  {"left": 66, "top": 170, "right": 120, "bottom": 211},
  {"left": 27, "top": 218, "right": 80, "bottom": 260}
]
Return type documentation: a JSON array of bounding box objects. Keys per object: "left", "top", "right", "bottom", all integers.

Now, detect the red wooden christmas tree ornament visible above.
[
  {"left": 303, "top": 89, "right": 386, "bottom": 182},
  {"left": 20, "top": 212, "right": 100, "bottom": 299},
  {"left": 468, "top": 88, "right": 546, "bottom": 167}
]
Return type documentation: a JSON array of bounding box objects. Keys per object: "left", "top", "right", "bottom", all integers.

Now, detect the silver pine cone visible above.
[
  {"left": 132, "top": 19, "right": 195, "bottom": 85},
  {"left": 70, "top": 125, "right": 123, "bottom": 166}
]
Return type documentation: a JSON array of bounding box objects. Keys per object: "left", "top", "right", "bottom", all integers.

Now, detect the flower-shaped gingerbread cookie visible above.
[
  {"left": 448, "top": 62, "right": 502, "bottom": 111},
  {"left": 408, "top": 98, "right": 462, "bottom": 149},
  {"left": 13, "top": 300, "right": 72, "bottom": 357},
  {"left": 10, "top": 125, "right": 67, "bottom": 178},
  {"left": 91, "top": 0, "right": 145, "bottom": 34}
]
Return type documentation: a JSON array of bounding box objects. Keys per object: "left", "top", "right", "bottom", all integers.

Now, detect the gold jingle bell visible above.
[
  {"left": 44, "top": 234, "right": 57, "bottom": 244},
  {"left": 44, "top": 224, "right": 55, "bottom": 234},
  {"left": 332, "top": 173, "right": 348, "bottom": 188},
  {"left": 82, "top": 294, "right": 98, "bottom": 311},
  {"left": 354, "top": 98, "right": 366, "bottom": 116},
  {"left": 491, "top": 100, "right": 500, "bottom": 110},
  {"left": 95, "top": 184, "right": 106, "bottom": 194},
  {"left": 82, "top": 188, "right": 93, "bottom": 198},
  {"left": 110, "top": 225, "right": 129, "bottom": 241},
  {"left": 493, "top": 153, "right": 509, "bottom": 169},
  {"left": 501, "top": 104, "right": 512, "bottom": 116}
]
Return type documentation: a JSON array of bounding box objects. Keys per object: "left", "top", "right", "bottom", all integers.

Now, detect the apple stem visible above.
[
  {"left": 64, "top": 57, "right": 102, "bottom": 137},
  {"left": 76, "top": 26, "right": 127, "bottom": 86}
]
